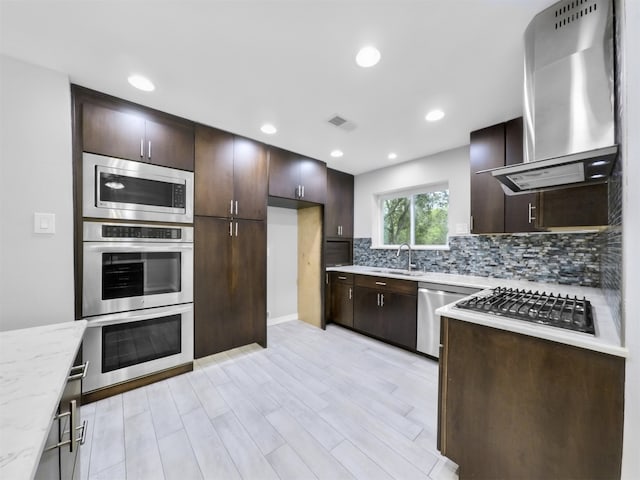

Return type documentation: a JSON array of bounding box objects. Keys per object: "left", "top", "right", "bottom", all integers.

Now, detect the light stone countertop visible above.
[
  {"left": 0, "top": 320, "right": 87, "bottom": 480},
  {"left": 327, "top": 265, "right": 627, "bottom": 358}
]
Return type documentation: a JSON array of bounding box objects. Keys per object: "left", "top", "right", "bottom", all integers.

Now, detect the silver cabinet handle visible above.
[
  {"left": 349, "top": 287, "right": 352, "bottom": 300},
  {"left": 148, "top": 140, "right": 152, "bottom": 159},
  {"left": 230, "top": 199, "right": 234, "bottom": 215},
  {"left": 528, "top": 203, "right": 536, "bottom": 223},
  {"left": 229, "top": 221, "right": 233, "bottom": 237},
  {"left": 140, "top": 139, "right": 144, "bottom": 157},
  {"left": 235, "top": 200, "right": 238, "bottom": 215},
  {"left": 376, "top": 293, "right": 380, "bottom": 307},
  {"left": 301, "top": 185, "right": 305, "bottom": 198},
  {"left": 375, "top": 281, "right": 386, "bottom": 286},
  {"left": 45, "top": 399, "right": 78, "bottom": 453},
  {"left": 77, "top": 420, "right": 88, "bottom": 446},
  {"left": 326, "top": 273, "right": 329, "bottom": 285},
  {"left": 380, "top": 293, "right": 384, "bottom": 307},
  {"left": 338, "top": 275, "right": 347, "bottom": 280},
  {"left": 235, "top": 222, "right": 238, "bottom": 237},
  {"left": 68, "top": 361, "right": 89, "bottom": 381}
]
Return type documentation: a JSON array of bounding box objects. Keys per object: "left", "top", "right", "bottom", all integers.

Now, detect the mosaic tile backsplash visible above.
[{"left": 353, "top": 233, "right": 603, "bottom": 287}]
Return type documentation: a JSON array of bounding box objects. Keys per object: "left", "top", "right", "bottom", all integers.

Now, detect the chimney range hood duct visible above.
[{"left": 485, "top": 0, "right": 617, "bottom": 195}]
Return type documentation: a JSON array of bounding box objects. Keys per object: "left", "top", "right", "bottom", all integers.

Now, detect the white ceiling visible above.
[{"left": 0, "top": 0, "right": 555, "bottom": 175}]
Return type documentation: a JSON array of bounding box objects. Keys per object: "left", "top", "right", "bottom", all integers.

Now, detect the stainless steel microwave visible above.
[{"left": 83, "top": 153, "right": 194, "bottom": 223}]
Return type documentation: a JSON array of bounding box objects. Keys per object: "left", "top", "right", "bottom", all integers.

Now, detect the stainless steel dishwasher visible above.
[{"left": 417, "top": 282, "right": 481, "bottom": 358}]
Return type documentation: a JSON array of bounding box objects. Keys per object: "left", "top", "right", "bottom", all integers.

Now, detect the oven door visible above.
[
  {"left": 82, "top": 304, "right": 194, "bottom": 392},
  {"left": 82, "top": 241, "right": 193, "bottom": 317},
  {"left": 83, "top": 153, "right": 194, "bottom": 223}
]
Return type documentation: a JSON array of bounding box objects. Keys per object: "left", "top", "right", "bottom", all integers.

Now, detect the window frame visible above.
[{"left": 373, "top": 183, "right": 450, "bottom": 250}]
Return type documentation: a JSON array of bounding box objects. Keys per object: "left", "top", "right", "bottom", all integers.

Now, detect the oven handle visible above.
[
  {"left": 83, "top": 242, "right": 193, "bottom": 254},
  {"left": 85, "top": 303, "right": 193, "bottom": 328}
]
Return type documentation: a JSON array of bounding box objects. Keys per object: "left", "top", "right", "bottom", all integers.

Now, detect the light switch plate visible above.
[{"left": 34, "top": 212, "right": 55, "bottom": 234}]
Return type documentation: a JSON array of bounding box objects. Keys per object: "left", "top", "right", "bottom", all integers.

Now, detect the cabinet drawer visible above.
[
  {"left": 355, "top": 274, "right": 417, "bottom": 295},
  {"left": 331, "top": 272, "right": 353, "bottom": 285}
]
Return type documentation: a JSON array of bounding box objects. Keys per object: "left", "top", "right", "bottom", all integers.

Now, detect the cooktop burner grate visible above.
[{"left": 455, "top": 287, "right": 595, "bottom": 335}]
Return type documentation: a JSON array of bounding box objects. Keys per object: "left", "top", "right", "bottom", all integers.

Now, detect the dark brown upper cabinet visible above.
[
  {"left": 325, "top": 168, "right": 354, "bottom": 239},
  {"left": 82, "top": 102, "right": 194, "bottom": 171},
  {"left": 195, "top": 125, "right": 268, "bottom": 220},
  {"left": 268, "top": 146, "right": 327, "bottom": 204}
]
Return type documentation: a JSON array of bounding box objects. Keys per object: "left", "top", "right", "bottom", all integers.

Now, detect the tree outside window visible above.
[{"left": 381, "top": 187, "right": 449, "bottom": 246}]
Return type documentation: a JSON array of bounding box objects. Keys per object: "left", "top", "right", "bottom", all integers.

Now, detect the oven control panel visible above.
[
  {"left": 83, "top": 221, "right": 194, "bottom": 243},
  {"left": 102, "top": 224, "right": 182, "bottom": 240}
]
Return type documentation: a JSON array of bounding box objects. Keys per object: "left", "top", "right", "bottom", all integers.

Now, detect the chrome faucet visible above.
[{"left": 396, "top": 243, "right": 414, "bottom": 271}]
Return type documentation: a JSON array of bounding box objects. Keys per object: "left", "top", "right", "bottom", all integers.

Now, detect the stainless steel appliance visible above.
[
  {"left": 455, "top": 287, "right": 595, "bottom": 334},
  {"left": 82, "top": 221, "right": 193, "bottom": 317},
  {"left": 83, "top": 152, "right": 194, "bottom": 223},
  {"left": 417, "top": 282, "right": 481, "bottom": 358},
  {"left": 485, "top": 0, "right": 617, "bottom": 194},
  {"left": 82, "top": 303, "right": 194, "bottom": 392}
]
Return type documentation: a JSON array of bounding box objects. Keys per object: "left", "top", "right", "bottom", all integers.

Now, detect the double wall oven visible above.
[{"left": 82, "top": 153, "right": 194, "bottom": 394}]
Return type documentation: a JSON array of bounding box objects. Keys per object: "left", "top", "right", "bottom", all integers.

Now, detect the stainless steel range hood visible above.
[{"left": 486, "top": 0, "right": 617, "bottom": 195}]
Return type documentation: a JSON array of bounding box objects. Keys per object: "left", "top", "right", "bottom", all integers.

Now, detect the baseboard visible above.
[{"left": 267, "top": 313, "right": 298, "bottom": 326}]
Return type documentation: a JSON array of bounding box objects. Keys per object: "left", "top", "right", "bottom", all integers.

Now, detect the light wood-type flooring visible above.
[{"left": 80, "top": 320, "right": 459, "bottom": 480}]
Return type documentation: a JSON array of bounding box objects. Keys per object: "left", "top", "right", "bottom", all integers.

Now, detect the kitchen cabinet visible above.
[
  {"left": 328, "top": 272, "right": 354, "bottom": 328},
  {"left": 268, "top": 146, "right": 327, "bottom": 204},
  {"left": 353, "top": 275, "right": 417, "bottom": 350},
  {"left": 195, "top": 125, "right": 268, "bottom": 220},
  {"left": 82, "top": 101, "right": 194, "bottom": 171},
  {"left": 470, "top": 118, "right": 537, "bottom": 234},
  {"left": 35, "top": 361, "right": 87, "bottom": 480},
  {"left": 194, "top": 216, "right": 266, "bottom": 358},
  {"left": 325, "top": 168, "right": 354, "bottom": 238},
  {"left": 438, "top": 317, "right": 624, "bottom": 479},
  {"left": 536, "top": 183, "right": 608, "bottom": 227}
]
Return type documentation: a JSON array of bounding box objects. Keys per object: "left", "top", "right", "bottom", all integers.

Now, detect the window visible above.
[{"left": 379, "top": 185, "right": 449, "bottom": 247}]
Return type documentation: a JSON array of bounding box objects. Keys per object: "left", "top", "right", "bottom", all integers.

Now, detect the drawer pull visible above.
[
  {"left": 375, "top": 281, "right": 387, "bottom": 286},
  {"left": 338, "top": 276, "right": 347, "bottom": 280}
]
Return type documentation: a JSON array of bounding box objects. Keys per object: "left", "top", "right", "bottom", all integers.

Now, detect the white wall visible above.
[
  {"left": 0, "top": 55, "right": 74, "bottom": 331},
  {"left": 266, "top": 206, "right": 298, "bottom": 323},
  {"left": 353, "top": 145, "right": 470, "bottom": 241},
  {"left": 621, "top": 0, "right": 640, "bottom": 476}
]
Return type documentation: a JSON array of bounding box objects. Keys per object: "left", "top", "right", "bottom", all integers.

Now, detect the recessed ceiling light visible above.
[
  {"left": 355, "top": 46, "right": 381, "bottom": 68},
  {"left": 127, "top": 74, "right": 155, "bottom": 92},
  {"left": 388, "top": 153, "right": 398, "bottom": 160},
  {"left": 260, "top": 123, "right": 277, "bottom": 134},
  {"left": 425, "top": 109, "right": 445, "bottom": 122},
  {"left": 330, "top": 150, "right": 344, "bottom": 158}
]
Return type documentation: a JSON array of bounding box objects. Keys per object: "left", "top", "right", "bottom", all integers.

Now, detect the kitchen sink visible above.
[{"left": 366, "top": 268, "right": 425, "bottom": 277}]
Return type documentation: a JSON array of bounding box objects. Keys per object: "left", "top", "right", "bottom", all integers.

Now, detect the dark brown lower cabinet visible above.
[
  {"left": 438, "top": 317, "right": 624, "bottom": 480},
  {"left": 353, "top": 275, "right": 417, "bottom": 350},
  {"left": 328, "top": 272, "right": 354, "bottom": 328},
  {"left": 194, "top": 216, "right": 266, "bottom": 358}
]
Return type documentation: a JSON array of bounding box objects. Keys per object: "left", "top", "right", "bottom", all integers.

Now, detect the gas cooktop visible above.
[{"left": 455, "top": 287, "right": 595, "bottom": 335}]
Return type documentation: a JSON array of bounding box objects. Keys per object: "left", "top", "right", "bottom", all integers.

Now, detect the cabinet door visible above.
[
  {"left": 536, "top": 183, "right": 608, "bottom": 228},
  {"left": 381, "top": 292, "right": 417, "bottom": 349},
  {"left": 194, "top": 217, "right": 233, "bottom": 358},
  {"left": 326, "top": 169, "right": 354, "bottom": 238},
  {"left": 470, "top": 123, "right": 506, "bottom": 234},
  {"left": 145, "top": 117, "right": 194, "bottom": 171},
  {"left": 504, "top": 117, "right": 538, "bottom": 233},
  {"left": 195, "top": 126, "right": 234, "bottom": 217},
  {"left": 268, "top": 147, "right": 300, "bottom": 199},
  {"left": 353, "top": 286, "right": 384, "bottom": 338},
  {"left": 82, "top": 103, "right": 145, "bottom": 161},
  {"left": 332, "top": 281, "right": 354, "bottom": 328},
  {"left": 232, "top": 220, "right": 267, "bottom": 347},
  {"left": 234, "top": 137, "right": 268, "bottom": 220},
  {"left": 299, "top": 157, "right": 327, "bottom": 204}
]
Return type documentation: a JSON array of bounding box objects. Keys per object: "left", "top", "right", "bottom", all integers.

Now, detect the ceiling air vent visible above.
[
  {"left": 554, "top": 0, "right": 597, "bottom": 29},
  {"left": 327, "top": 114, "right": 357, "bottom": 132}
]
